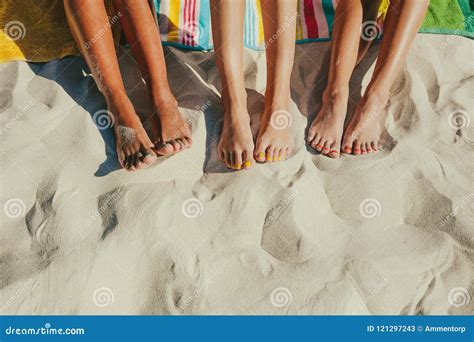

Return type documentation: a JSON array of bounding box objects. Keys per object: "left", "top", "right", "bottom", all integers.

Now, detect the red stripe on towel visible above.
[
  {"left": 190, "top": 0, "right": 196, "bottom": 46},
  {"left": 304, "top": 0, "right": 319, "bottom": 38},
  {"left": 183, "top": 0, "right": 190, "bottom": 45}
]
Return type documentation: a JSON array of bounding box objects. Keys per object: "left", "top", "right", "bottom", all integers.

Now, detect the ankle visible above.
[
  {"left": 364, "top": 83, "right": 390, "bottom": 103},
  {"left": 323, "top": 86, "right": 349, "bottom": 102},
  {"left": 222, "top": 102, "right": 250, "bottom": 125},
  {"left": 106, "top": 93, "right": 134, "bottom": 118},
  {"left": 222, "top": 92, "right": 248, "bottom": 118},
  {"left": 264, "top": 98, "right": 290, "bottom": 115},
  {"left": 151, "top": 90, "right": 177, "bottom": 110}
]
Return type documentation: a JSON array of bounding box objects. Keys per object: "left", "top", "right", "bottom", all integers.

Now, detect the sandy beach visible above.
[{"left": 0, "top": 34, "right": 473, "bottom": 315}]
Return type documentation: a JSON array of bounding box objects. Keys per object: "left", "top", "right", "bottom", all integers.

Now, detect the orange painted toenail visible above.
[
  {"left": 266, "top": 157, "right": 272, "bottom": 161},
  {"left": 235, "top": 163, "right": 242, "bottom": 169},
  {"left": 244, "top": 161, "right": 252, "bottom": 168},
  {"left": 278, "top": 157, "right": 282, "bottom": 161},
  {"left": 258, "top": 152, "right": 265, "bottom": 159}
]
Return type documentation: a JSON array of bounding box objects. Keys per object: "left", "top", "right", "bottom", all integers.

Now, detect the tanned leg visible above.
[
  {"left": 210, "top": 0, "right": 254, "bottom": 170},
  {"left": 254, "top": 0, "right": 297, "bottom": 163},
  {"left": 112, "top": 0, "right": 192, "bottom": 156},
  {"left": 64, "top": 0, "right": 156, "bottom": 171},
  {"left": 306, "top": 0, "right": 368, "bottom": 158},
  {"left": 342, "top": 0, "right": 429, "bottom": 155}
]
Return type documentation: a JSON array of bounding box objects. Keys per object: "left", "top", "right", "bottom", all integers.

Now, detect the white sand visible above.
[{"left": 0, "top": 35, "right": 473, "bottom": 315}]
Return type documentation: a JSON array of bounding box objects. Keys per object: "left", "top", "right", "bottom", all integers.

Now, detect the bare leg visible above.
[
  {"left": 342, "top": 0, "right": 429, "bottom": 155},
  {"left": 112, "top": 0, "right": 192, "bottom": 156},
  {"left": 64, "top": 0, "right": 156, "bottom": 171},
  {"left": 356, "top": 0, "right": 383, "bottom": 65},
  {"left": 307, "top": 0, "right": 368, "bottom": 158},
  {"left": 254, "top": 0, "right": 297, "bottom": 163},
  {"left": 210, "top": 0, "right": 254, "bottom": 170}
]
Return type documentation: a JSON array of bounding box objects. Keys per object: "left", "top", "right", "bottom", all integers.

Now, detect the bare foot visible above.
[
  {"left": 342, "top": 89, "right": 389, "bottom": 155},
  {"left": 110, "top": 96, "right": 156, "bottom": 171},
  {"left": 307, "top": 89, "right": 349, "bottom": 158},
  {"left": 254, "top": 106, "right": 294, "bottom": 163},
  {"left": 218, "top": 103, "right": 254, "bottom": 170},
  {"left": 151, "top": 96, "right": 192, "bottom": 156}
]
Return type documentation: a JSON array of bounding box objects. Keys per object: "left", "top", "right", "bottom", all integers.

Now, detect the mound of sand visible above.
[{"left": 0, "top": 35, "right": 473, "bottom": 314}]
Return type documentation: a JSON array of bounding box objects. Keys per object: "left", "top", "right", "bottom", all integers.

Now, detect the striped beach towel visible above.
[
  {"left": 154, "top": 0, "right": 336, "bottom": 50},
  {"left": 155, "top": 0, "right": 473, "bottom": 51},
  {"left": 1, "top": 0, "right": 472, "bottom": 63}
]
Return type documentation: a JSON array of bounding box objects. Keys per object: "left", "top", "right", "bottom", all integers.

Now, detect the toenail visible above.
[
  {"left": 258, "top": 152, "right": 265, "bottom": 159},
  {"left": 266, "top": 157, "right": 272, "bottom": 161},
  {"left": 244, "top": 161, "right": 252, "bottom": 168},
  {"left": 278, "top": 157, "right": 282, "bottom": 161},
  {"left": 235, "top": 164, "right": 242, "bottom": 169}
]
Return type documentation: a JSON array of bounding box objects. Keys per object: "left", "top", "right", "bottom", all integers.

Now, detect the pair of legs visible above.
[
  {"left": 64, "top": 0, "right": 191, "bottom": 171},
  {"left": 307, "top": 0, "right": 429, "bottom": 158},
  {"left": 211, "top": 0, "right": 296, "bottom": 170}
]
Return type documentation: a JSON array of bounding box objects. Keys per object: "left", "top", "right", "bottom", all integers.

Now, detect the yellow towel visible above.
[
  {"left": 0, "top": 0, "right": 117, "bottom": 63},
  {"left": 379, "top": 0, "right": 390, "bottom": 18}
]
